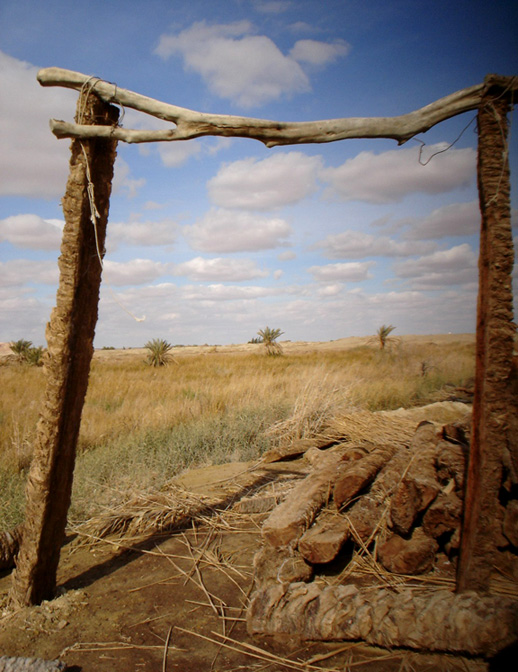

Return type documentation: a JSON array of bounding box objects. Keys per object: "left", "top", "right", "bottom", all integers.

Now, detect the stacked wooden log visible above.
[
  {"left": 248, "top": 409, "right": 518, "bottom": 656},
  {"left": 257, "top": 419, "right": 470, "bottom": 579}
]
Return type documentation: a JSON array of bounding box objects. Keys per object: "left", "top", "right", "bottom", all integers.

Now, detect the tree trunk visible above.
[
  {"left": 248, "top": 582, "right": 518, "bottom": 657},
  {"left": 457, "top": 86, "right": 515, "bottom": 593},
  {"left": 9, "top": 90, "right": 118, "bottom": 607}
]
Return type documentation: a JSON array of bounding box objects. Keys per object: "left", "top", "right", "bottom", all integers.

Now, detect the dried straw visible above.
[{"left": 70, "top": 485, "right": 222, "bottom": 541}]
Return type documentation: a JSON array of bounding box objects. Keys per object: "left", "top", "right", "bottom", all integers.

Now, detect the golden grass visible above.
[{"left": 0, "top": 338, "right": 475, "bottom": 529}]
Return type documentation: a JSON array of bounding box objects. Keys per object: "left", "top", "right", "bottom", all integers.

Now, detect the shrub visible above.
[
  {"left": 257, "top": 326, "right": 284, "bottom": 356},
  {"left": 9, "top": 339, "right": 32, "bottom": 363},
  {"left": 377, "top": 325, "right": 396, "bottom": 350},
  {"left": 144, "top": 338, "right": 174, "bottom": 367}
]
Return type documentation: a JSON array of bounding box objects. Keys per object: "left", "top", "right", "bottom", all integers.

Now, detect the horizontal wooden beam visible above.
[{"left": 37, "top": 68, "right": 518, "bottom": 148}]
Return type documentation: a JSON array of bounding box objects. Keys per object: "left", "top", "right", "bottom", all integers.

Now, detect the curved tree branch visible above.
[{"left": 37, "top": 68, "right": 517, "bottom": 147}]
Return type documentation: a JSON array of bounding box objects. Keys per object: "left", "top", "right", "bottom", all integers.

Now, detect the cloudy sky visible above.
[{"left": 1, "top": 0, "right": 517, "bottom": 347}]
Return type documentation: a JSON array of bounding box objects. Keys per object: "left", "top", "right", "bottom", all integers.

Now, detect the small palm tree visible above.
[
  {"left": 9, "top": 339, "right": 33, "bottom": 363},
  {"left": 26, "top": 346, "right": 45, "bottom": 367},
  {"left": 377, "top": 324, "right": 396, "bottom": 350},
  {"left": 144, "top": 338, "right": 174, "bottom": 367},
  {"left": 257, "top": 326, "right": 284, "bottom": 356}
]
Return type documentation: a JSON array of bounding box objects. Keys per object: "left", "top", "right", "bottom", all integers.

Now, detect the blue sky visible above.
[{"left": 1, "top": 0, "right": 517, "bottom": 347}]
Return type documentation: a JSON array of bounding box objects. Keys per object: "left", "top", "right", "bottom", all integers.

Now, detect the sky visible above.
[{"left": 0, "top": 0, "right": 517, "bottom": 348}]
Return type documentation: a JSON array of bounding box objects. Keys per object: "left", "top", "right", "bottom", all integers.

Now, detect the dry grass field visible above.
[{"left": 0, "top": 334, "right": 475, "bottom": 531}]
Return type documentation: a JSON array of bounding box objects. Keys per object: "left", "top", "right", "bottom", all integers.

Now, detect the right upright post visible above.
[{"left": 457, "top": 77, "right": 516, "bottom": 593}]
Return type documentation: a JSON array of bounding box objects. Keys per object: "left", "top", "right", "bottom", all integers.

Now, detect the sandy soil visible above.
[
  {"left": 0, "top": 333, "right": 476, "bottom": 362},
  {"left": 0, "top": 456, "right": 491, "bottom": 672},
  {"left": 96, "top": 333, "right": 476, "bottom": 362},
  {"left": 0, "top": 334, "right": 497, "bottom": 671}
]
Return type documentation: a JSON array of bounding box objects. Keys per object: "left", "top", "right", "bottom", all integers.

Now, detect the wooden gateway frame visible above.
[{"left": 4, "top": 69, "right": 517, "bottom": 630}]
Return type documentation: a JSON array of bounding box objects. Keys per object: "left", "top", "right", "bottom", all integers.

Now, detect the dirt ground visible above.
[{"left": 0, "top": 457, "right": 499, "bottom": 672}]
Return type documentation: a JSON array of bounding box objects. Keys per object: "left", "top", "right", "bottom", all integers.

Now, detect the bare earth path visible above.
[{"left": 0, "top": 458, "right": 490, "bottom": 672}]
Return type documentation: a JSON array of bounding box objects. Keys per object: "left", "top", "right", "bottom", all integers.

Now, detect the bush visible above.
[{"left": 144, "top": 338, "right": 174, "bottom": 367}]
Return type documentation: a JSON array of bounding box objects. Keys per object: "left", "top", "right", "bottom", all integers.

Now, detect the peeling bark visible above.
[
  {"left": 457, "top": 84, "right": 516, "bottom": 593},
  {"left": 261, "top": 448, "right": 347, "bottom": 548},
  {"left": 342, "top": 447, "right": 411, "bottom": 543},
  {"left": 298, "top": 511, "right": 350, "bottom": 564},
  {"left": 248, "top": 582, "right": 518, "bottom": 656},
  {"left": 9, "top": 91, "right": 119, "bottom": 607},
  {"left": 334, "top": 444, "right": 396, "bottom": 510},
  {"left": 378, "top": 528, "right": 438, "bottom": 575}
]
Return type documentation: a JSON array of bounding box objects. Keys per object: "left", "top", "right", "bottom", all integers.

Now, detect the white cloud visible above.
[
  {"left": 206, "top": 137, "right": 234, "bottom": 156},
  {"left": 290, "top": 39, "right": 351, "bottom": 65},
  {"left": 173, "top": 256, "right": 268, "bottom": 281},
  {"left": 395, "top": 243, "right": 477, "bottom": 277},
  {"left": 143, "top": 201, "right": 165, "bottom": 211},
  {"left": 322, "top": 144, "right": 475, "bottom": 203},
  {"left": 278, "top": 250, "right": 296, "bottom": 261},
  {"left": 154, "top": 21, "right": 309, "bottom": 107},
  {"left": 184, "top": 208, "right": 292, "bottom": 252},
  {"left": 0, "top": 51, "right": 76, "bottom": 198},
  {"left": 208, "top": 152, "right": 322, "bottom": 210},
  {"left": 316, "top": 229, "right": 437, "bottom": 259},
  {"left": 182, "top": 284, "right": 278, "bottom": 301},
  {"left": 394, "top": 243, "right": 478, "bottom": 289},
  {"left": 288, "top": 21, "right": 317, "bottom": 33},
  {"left": 318, "top": 284, "right": 344, "bottom": 297},
  {"left": 103, "top": 259, "right": 170, "bottom": 286},
  {"left": 157, "top": 140, "right": 202, "bottom": 167},
  {"left": 400, "top": 201, "right": 480, "bottom": 240},
  {"left": 308, "top": 261, "right": 375, "bottom": 283},
  {"left": 0, "top": 214, "right": 63, "bottom": 250},
  {"left": 0, "top": 259, "right": 58, "bottom": 287},
  {"left": 106, "top": 219, "right": 178, "bottom": 250},
  {"left": 112, "top": 157, "right": 146, "bottom": 198}
]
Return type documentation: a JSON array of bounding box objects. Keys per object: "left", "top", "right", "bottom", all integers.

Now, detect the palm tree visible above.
[
  {"left": 377, "top": 324, "right": 396, "bottom": 350},
  {"left": 9, "top": 339, "right": 33, "bottom": 363},
  {"left": 257, "top": 326, "right": 284, "bottom": 356},
  {"left": 26, "top": 346, "right": 45, "bottom": 367},
  {"left": 144, "top": 338, "right": 174, "bottom": 367}
]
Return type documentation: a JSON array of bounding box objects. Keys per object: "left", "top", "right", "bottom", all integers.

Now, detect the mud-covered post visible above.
[
  {"left": 457, "top": 78, "right": 516, "bottom": 593},
  {"left": 10, "top": 88, "right": 119, "bottom": 606}
]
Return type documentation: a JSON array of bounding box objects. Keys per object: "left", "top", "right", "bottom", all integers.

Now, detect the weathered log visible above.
[
  {"left": 422, "top": 491, "right": 463, "bottom": 541},
  {"left": 0, "top": 525, "right": 23, "bottom": 570},
  {"left": 298, "top": 511, "right": 350, "bottom": 564},
  {"left": 378, "top": 528, "right": 438, "bottom": 575},
  {"left": 442, "top": 421, "right": 470, "bottom": 447},
  {"left": 457, "top": 82, "right": 516, "bottom": 593},
  {"left": 37, "top": 70, "right": 518, "bottom": 148},
  {"left": 253, "top": 545, "right": 313, "bottom": 588},
  {"left": 435, "top": 439, "right": 467, "bottom": 491},
  {"left": 390, "top": 423, "right": 441, "bottom": 535},
  {"left": 0, "top": 658, "right": 66, "bottom": 672},
  {"left": 9, "top": 89, "right": 119, "bottom": 607},
  {"left": 261, "top": 448, "right": 348, "bottom": 548},
  {"left": 247, "top": 581, "right": 518, "bottom": 656},
  {"left": 334, "top": 444, "right": 396, "bottom": 510},
  {"left": 343, "top": 447, "right": 412, "bottom": 543}
]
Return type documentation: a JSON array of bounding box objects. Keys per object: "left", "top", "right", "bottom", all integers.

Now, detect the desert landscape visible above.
[{"left": 1, "top": 333, "right": 515, "bottom": 671}]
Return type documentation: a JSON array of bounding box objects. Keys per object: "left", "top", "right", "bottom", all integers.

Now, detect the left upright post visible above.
[{"left": 10, "top": 84, "right": 119, "bottom": 606}]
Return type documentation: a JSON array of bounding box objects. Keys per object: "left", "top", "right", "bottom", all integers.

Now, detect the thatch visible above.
[{"left": 71, "top": 486, "right": 223, "bottom": 542}]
